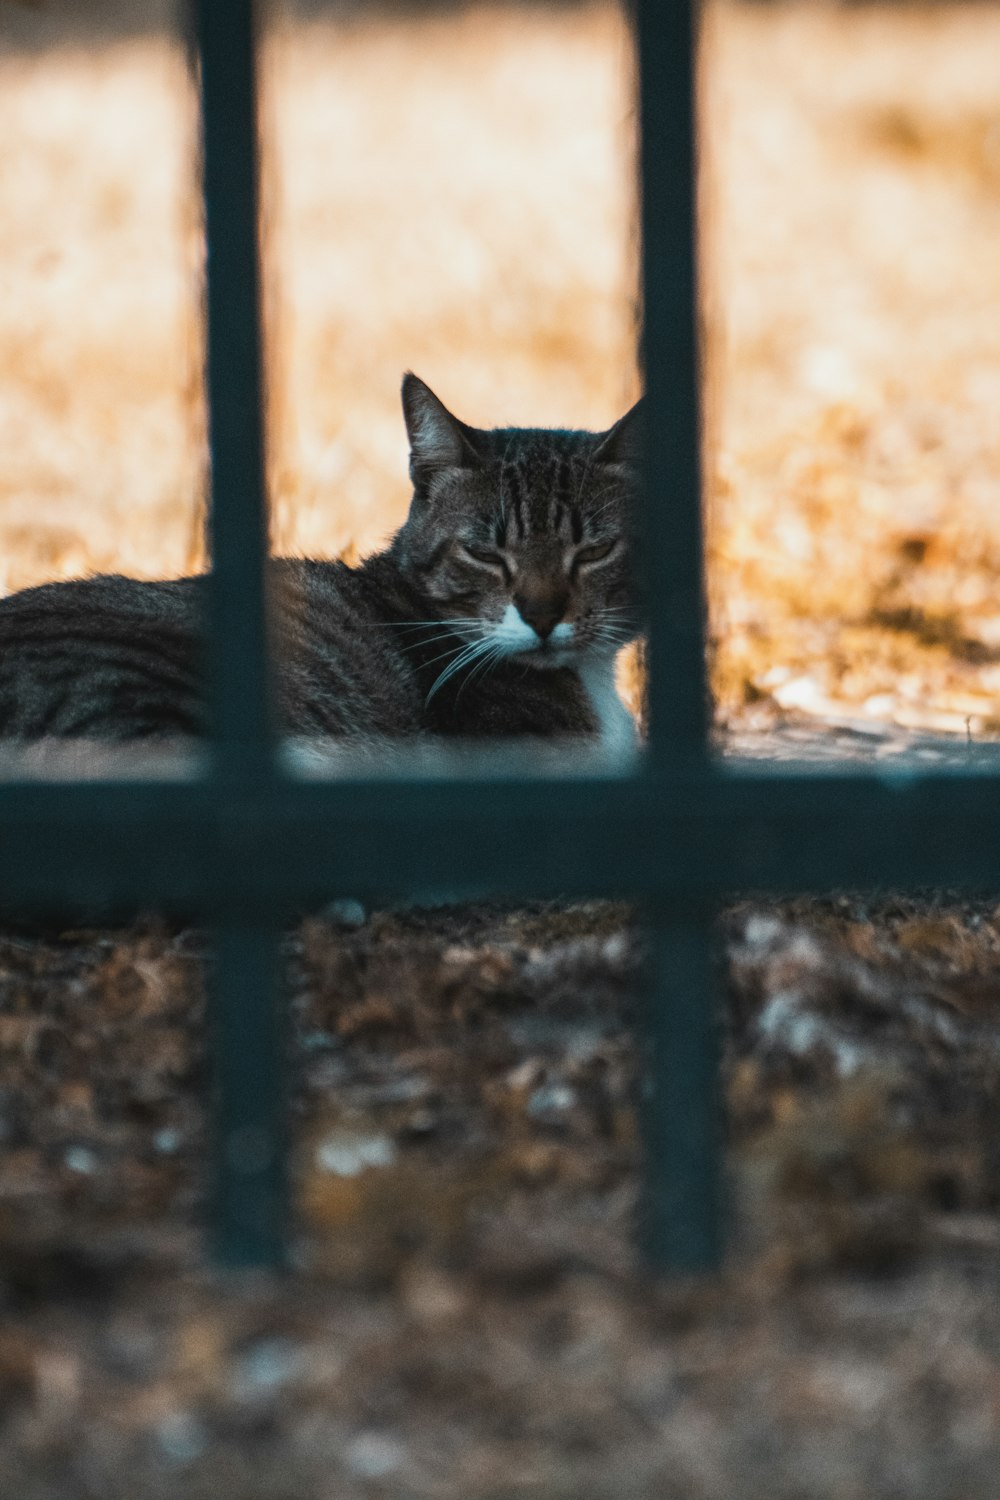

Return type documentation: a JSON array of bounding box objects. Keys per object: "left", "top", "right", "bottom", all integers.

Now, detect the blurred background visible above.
[{"left": 1, "top": 0, "right": 999, "bottom": 736}]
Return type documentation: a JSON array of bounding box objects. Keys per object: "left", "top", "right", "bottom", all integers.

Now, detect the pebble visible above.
[
  {"left": 232, "top": 1337, "right": 304, "bottom": 1400},
  {"left": 527, "top": 1082, "right": 576, "bottom": 1119},
  {"left": 344, "top": 1431, "right": 406, "bottom": 1480},
  {"left": 156, "top": 1411, "right": 208, "bottom": 1467},
  {"left": 64, "top": 1145, "right": 98, "bottom": 1175},
  {"left": 316, "top": 1130, "right": 396, "bottom": 1177},
  {"left": 301, "top": 1030, "right": 338, "bottom": 1053}
]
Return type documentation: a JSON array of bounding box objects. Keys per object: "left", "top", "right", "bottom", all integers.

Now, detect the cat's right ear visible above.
[
  {"left": 592, "top": 396, "right": 644, "bottom": 467},
  {"left": 402, "top": 373, "right": 482, "bottom": 484}
]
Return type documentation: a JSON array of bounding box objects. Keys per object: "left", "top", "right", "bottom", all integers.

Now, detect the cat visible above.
[{"left": 0, "top": 374, "right": 642, "bottom": 750}]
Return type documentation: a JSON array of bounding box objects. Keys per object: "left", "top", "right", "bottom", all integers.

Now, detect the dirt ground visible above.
[
  {"left": 3, "top": 1, "right": 1000, "bottom": 1494},
  {"left": 3, "top": 827, "right": 1000, "bottom": 1498}
]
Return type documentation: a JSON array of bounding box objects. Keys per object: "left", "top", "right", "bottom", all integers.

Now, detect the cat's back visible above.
[
  {"left": 0, "top": 571, "right": 199, "bottom": 627},
  {"left": 0, "top": 560, "right": 426, "bottom": 741},
  {"left": 0, "top": 572, "right": 204, "bottom": 739}
]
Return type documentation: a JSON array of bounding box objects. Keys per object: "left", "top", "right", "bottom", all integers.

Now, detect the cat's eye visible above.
[
  {"left": 458, "top": 544, "right": 510, "bottom": 578},
  {"left": 572, "top": 538, "right": 619, "bottom": 573}
]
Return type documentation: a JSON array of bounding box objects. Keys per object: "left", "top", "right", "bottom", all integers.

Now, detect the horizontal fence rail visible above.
[{"left": 1, "top": 765, "right": 999, "bottom": 911}]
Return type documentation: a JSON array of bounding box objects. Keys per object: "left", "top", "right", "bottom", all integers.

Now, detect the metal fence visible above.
[{"left": 1, "top": 0, "right": 994, "bottom": 1273}]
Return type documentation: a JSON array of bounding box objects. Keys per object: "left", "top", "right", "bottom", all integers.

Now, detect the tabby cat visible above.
[{"left": 0, "top": 375, "right": 641, "bottom": 749}]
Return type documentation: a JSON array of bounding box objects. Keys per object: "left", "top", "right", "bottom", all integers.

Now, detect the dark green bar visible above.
[
  {"left": 636, "top": 0, "right": 720, "bottom": 1270},
  {"left": 195, "top": 0, "right": 274, "bottom": 764},
  {"left": 195, "top": 0, "right": 281, "bottom": 1268},
  {"left": 636, "top": 0, "right": 708, "bottom": 766},
  {"left": 642, "top": 911, "right": 722, "bottom": 1269},
  {"left": 2, "top": 765, "right": 1000, "bottom": 913},
  {"left": 211, "top": 923, "right": 286, "bottom": 1267}
]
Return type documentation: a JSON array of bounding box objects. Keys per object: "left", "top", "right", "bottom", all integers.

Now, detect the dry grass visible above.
[
  {"left": 0, "top": 31, "right": 203, "bottom": 591},
  {"left": 0, "top": 3, "right": 638, "bottom": 586},
  {"left": 703, "top": 2, "right": 1000, "bottom": 735},
  {"left": 3, "top": 1, "right": 1000, "bottom": 736}
]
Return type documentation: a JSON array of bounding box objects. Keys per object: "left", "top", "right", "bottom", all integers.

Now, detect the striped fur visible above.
[{"left": 0, "top": 376, "right": 642, "bottom": 744}]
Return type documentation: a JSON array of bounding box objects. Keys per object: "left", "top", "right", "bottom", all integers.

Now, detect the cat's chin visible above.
[{"left": 513, "top": 645, "right": 578, "bottom": 670}]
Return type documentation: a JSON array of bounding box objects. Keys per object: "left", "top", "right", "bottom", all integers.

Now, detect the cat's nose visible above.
[{"left": 515, "top": 593, "right": 568, "bottom": 641}]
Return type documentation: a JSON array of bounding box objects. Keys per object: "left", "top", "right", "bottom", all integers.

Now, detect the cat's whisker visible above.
[
  {"left": 452, "top": 634, "right": 510, "bottom": 681},
  {"left": 417, "top": 636, "right": 488, "bottom": 671},
  {"left": 583, "top": 492, "right": 624, "bottom": 525},
  {"left": 593, "top": 622, "right": 633, "bottom": 641},
  {"left": 391, "top": 618, "right": 481, "bottom": 633},
  {"left": 399, "top": 630, "right": 480, "bottom": 656},
  {"left": 574, "top": 449, "right": 597, "bottom": 510},
  {"left": 386, "top": 618, "right": 489, "bottom": 659},
  {"left": 580, "top": 476, "right": 614, "bottom": 505},
  {"left": 455, "top": 641, "right": 507, "bottom": 702},
  {"left": 592, "top": 613, "right": 631, "bottom": 627},
  {"left": 426, "top": 650, "right": 488, "bottom": 703},
  {"left": 425, "top": 636, "right": 498, "bottom": 703}
]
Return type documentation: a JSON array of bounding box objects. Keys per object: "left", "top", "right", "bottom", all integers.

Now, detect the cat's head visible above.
[{"left": 392, "top": 373, "right": 642, "bottom": 673}]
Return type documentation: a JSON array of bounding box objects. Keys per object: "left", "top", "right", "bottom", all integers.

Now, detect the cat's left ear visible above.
[{"left": 593, "top": 396, "right": 644, "bottom": 466}]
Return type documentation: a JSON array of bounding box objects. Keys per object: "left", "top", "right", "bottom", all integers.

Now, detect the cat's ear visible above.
[
  {"left": 401, "top": 373, "right": 483, "bottom": 482},
  {"left": 593, "top": 396, "right": 644, "bottom": 466}
]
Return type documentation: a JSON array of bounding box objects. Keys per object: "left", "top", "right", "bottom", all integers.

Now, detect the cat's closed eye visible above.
[
  {"left": 458, "top": 544, "right": 511, "bottom": 579},
  {"left": 571, "top": 539, "right": 620, "bottom": 575}
]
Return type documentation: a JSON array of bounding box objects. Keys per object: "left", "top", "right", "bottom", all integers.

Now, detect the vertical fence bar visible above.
[
  {"left": 642, "top": 911, "right": 722, "bottom": 1269},
  {"left": 211, "top": 923, "right": 286, "bottom": 1266},
  {"left": 194, "top": 0, "right": 286, "bottom": 1265},
  {"left": 196, "top": 0, "right": 274, "bottom": 765},
  {"left": 636, "top": 0, "right": 708, "bottom": 762},
  {"left": 636, "top": 0, "right": 721, "bottom": 1269}
]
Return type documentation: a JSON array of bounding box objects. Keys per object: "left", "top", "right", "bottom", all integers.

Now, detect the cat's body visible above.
[
  {"left": 0, "top": 555, "right": 599, "bottom": 741},
  {"left": 0, "top": 377, "right": 641, "bottom": 747}
]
